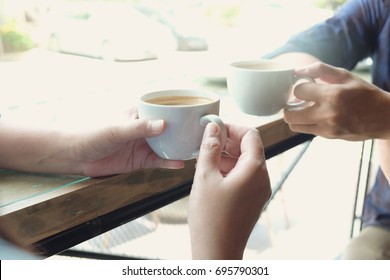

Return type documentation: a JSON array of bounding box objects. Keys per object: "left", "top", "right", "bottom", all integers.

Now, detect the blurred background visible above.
[
  {"left": 0, "top": 0, "right": 344, "bottom": 61},
  {"left": 1, "top": 0, "right": 353, "bottom": 110}
]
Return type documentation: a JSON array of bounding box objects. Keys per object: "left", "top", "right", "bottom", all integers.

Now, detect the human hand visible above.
[
  {"left": 284, "top": 62, "right": 390, "bottom": 141},
  {"left": 73, "top": 108, "right": 184, "bottom": 177},
  {"left": 188, "top": 123, "right": 271, "bottom": 259}
]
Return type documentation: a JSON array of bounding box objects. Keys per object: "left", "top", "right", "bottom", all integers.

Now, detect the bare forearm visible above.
[
  {"left": 191, "top": 226, "right": 247, "bottom": 260},
  {"left": 191, "top": 244, "right": 244, "bottom": 260},
  {"left": 0, "top": 122, "right": 80, "bottom": 175}
]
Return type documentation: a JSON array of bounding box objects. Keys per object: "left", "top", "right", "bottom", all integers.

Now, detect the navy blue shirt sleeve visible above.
[{"left": 264, "top": 0, "right": 387, "bottom": 71}]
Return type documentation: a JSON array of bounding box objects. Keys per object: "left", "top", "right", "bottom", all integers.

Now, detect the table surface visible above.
[
  {"left": 0, "top": 118, "right": 312, "bottom": 257},
  {"left": 0, "top": 54, "right": 313, "bottom": 256}
]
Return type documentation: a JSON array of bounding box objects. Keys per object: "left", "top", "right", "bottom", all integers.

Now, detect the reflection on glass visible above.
[{"left": 0, "top": 170, "right": 89, "bottom": 207}]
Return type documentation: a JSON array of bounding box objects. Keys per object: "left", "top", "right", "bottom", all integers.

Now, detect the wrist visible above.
[{"left": 191, "top": 233, "right": 246, "bottom": 260}]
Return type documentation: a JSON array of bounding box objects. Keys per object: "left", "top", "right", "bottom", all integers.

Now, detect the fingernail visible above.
[
  {"left": 295, "top": 67, "right": 307, "bottom": 73},
  {"left": 204, "top": 122, "right": 219, "bottom": 137},
  {"left": 150, "top": 120, "right": 164, "bottom": 133},
  {"left": 248, "top": 128, "right": 260, "bottom": 138}
]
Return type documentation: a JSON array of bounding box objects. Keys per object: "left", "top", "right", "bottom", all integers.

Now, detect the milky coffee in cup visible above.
[{"left": 145, "top": 95, "right": 213, "bottom": 106}]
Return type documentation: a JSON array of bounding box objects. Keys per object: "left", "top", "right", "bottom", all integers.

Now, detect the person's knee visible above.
[{"left": 341, "top": 226, "right": 390, "bottom": 260}]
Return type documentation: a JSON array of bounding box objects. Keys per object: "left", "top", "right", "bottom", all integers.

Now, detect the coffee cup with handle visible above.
[
  {"left": 227, "top": 59, "right": 314, "bottom": 116},
  {"left": 138, "top": 89, "right": 226, "bottom": 160}
]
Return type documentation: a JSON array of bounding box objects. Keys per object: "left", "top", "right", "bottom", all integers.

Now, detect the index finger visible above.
[
  {"left": 239, "top": 128, "right": 265, "bottom": 161},
  {"left": 223, "top": 124, "right": 256, "bottom": 157},
  {"left": 228, "top": 128, "right": 266, "bottom": 178},
  {"left": 293, "top": 62, "right": 354, "bottom": 103},
  {"left": 293, "top": 82, "right": 329, "bottom": 103},
  {"left": 295, "top": 62, "right": 353, "bottom": 84}
]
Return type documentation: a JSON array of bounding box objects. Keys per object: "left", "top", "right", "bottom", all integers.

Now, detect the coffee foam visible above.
[{"left": 146, "top": 95, "right": 212, "bottom": 106}]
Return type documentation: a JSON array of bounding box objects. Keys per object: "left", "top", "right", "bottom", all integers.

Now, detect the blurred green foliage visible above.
[
  {"left": 314, "top": 0, "right": 347, "bottom": 10},
  {"left": 0, "top": 21, "right": 35, "bottom": 52}
]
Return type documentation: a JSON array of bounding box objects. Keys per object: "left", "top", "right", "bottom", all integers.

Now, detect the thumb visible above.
[
  {"left": 196, "top": 122, "right": 223, "bottom": 171},
  {"left": 108, "top": 119, "right": 166, "bottom": 143},
  {"left": 295, "top": 62, "right": 352, "bottom": 84}
]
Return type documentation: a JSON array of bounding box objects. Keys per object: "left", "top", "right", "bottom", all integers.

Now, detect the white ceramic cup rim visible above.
[
  {"left": 140, "top": 89, "right": 220, "bottom": 107},
  {"left": 230, "top": 59, "right": 294, "bottom": 72}
]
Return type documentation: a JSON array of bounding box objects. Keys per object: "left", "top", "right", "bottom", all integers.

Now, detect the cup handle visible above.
[
  {"left": 200, "top": 114, "right": 227, "bottom": 147},
  {"left": 286, "top": 75, "right": 316, "bottom": 111}
]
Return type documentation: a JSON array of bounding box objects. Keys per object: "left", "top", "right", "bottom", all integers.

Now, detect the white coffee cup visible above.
[
  {"left": 227, "top": 59, "right": 314, "bottom": 116},
  {"left": 138, "top": 89, "right": 226, "bottom": 160}
]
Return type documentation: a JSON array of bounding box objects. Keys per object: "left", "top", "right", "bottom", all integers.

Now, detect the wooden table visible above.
[{"left": 0, "top": 118, "right": 312, "bottom": 258}]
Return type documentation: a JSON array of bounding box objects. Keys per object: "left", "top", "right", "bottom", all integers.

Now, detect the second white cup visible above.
[{"left": 227, "top": 59, "right": 314, "bottom": 116}]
